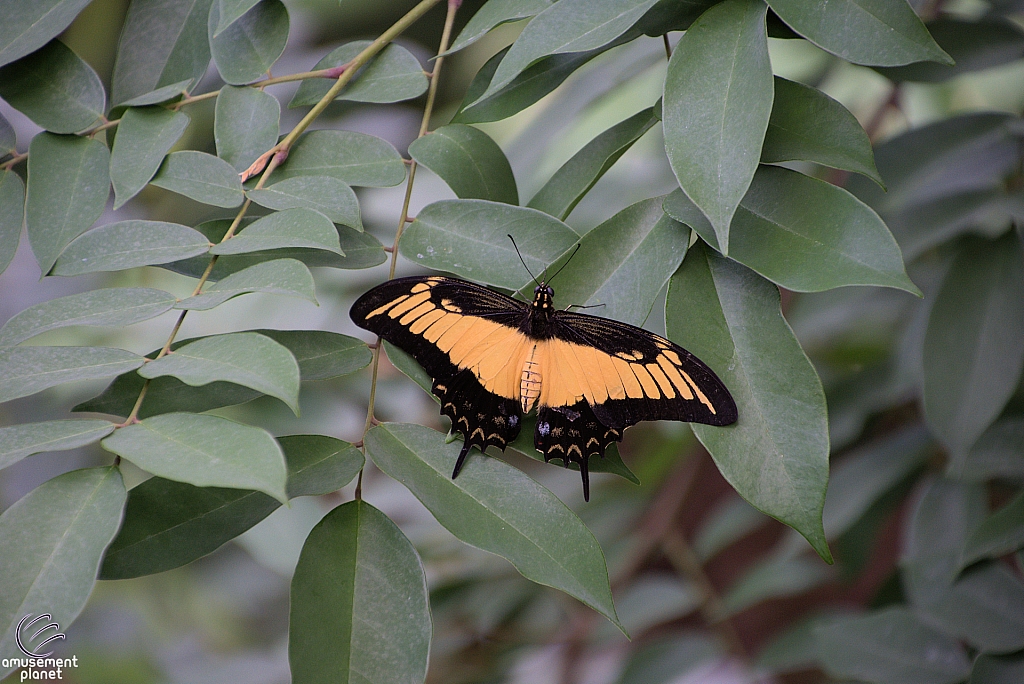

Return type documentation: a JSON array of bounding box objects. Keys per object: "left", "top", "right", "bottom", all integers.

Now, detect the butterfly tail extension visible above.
[
  {"left": 452, "top": 439, "right": 473, "bottom": 479},
  {"left": 535, "top": 402, "right": 622, "bottom": 501},
  {"left": 438, "top": 370, "right": 523, "bottom": 479}
]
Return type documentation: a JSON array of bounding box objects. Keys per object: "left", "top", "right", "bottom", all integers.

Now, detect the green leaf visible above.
[
  {"left": 0, "top": 0, "right": 93, "bottom": 68},
  {"left": 961, "top": 416, "right": 1024, "bottom": 482},
  {"left": 165, "top": 219, "right": 384, "bottom": 278},
  {"left": 289, "top": 41, "right": 427, "bottom": 107},
  {"left": 924, "top": 234, "right": 1024, "bottom": 463},
  {"left": 75, "top": 373, "right": 261, "bottom": 419},
  {"left": 0, "top": 170, "right": 25, "bottom": 277},
  {"left": 540, "top": 197, "right": 688, "bottom": 327},
  {"left": 96, "top": 432, "right": 360, "bottom": 577},
  {"left": 111, "top": 0, "right": 214, "bottom": 106},
  {"left": 663, "top": 0, "right": 773, "bottom": 254},
  {"left": 766, "top": 0, "right": 953, "bottom": 67},
  {"left": 693, "top": 494, "right": 767, "bottom": 561},
  {"left": 273, "top": 130, "right": 406, "bottom": 187},
  {"left": 101, "top": 413, "right": 288, "bottom": 502},
  {"left": 762, "top": 77, "right": 881, "bottom": 184},
  {"left": 822, "top": 427, "right": 930, "bottom": 539},
  {"left": 74, "top": 330, "right": 369, "bottom": 419},
  {"left": 209, "top": 0, "right": 289, "bottom": 85},
  {"left": 51, "top": 220, "right": 212, "bottom": 276},
  {"left": 963, "top": 490, "right": 1024, "bottom": 567},
  {"left": 408, "top": 124, "right": 518, "bottom": 204},
  {"left": 99, "top": 478, "right": 279, "bottom": 580},
  {"left": 138, "top": 331, "right": 301, "bottom": 414},
  {"left": 210, "top": 208, "right": 342, "bottom": 256},
  {"left": 365, "top": 422, "right": 621, "bottom": 629},
  {"left": 214, "top": 0, "right": 263, "bottom": 36},
  {"left": 118, "top": 78, "right": 193, "bottom": 107},
  {"left": 0, "top": 420, "right": 114, "bottom": 471},
  {"left": 0, "top": 39, "right": 105, "bottom": 134},
  {"left": 971, "top": 652, "right": 1024, "bottom": 684},
  {"left": 666, "top": 243, "right": 831, "bottom": 562},
  {"left": 471, "top": 0, "right": 660, "bottom": 105},
  {"left": 902, "top": 478, "right": 987, "bottom": 606},
  {"left": 150, "top": 150, "right": 245, "bottom": 207},
  {"left": 924, "top": 562, "right": 1024, "bottom": 654},
  {"left": 290, "top": 500, "right": 430, "bottom": 684},
  {"left": 0, "top": 288, "right": 177, "bottom": 347},
  {"left": 99, "top": 434, "right": 361, "bottom": 579},
  {"left": 279, "top": 435, "right": 364, "bottom": 497},
  {"left": 257, "top": 330, "right": 372, "bottom": 381},
  {"left": 875, "top": 17, "right": 1024, "bottom": 83},
  {"left": 175, "top": 258, "right": 317, "bottom": 310},
  {"left": 721, "top": 551, "right": 831, "bottom": 617},
  {"left": 0, "top": 467, "right": 125, "bottom": 671},
  {"left": 398, "top": 199, "right": 580, "bottom": 291},
  {"left": 214, "top": 85, "right": 280, "bottom": 172},
  {"left": 110, "top": 106, "right": 191, "bottom": 208},
  {"left": 0, "top": 346, "right": 144, "bottom": 403},
  {"left": 247, "top": 176, "right": 362, "bottom": 230},
  {"left": 453, "top": 47, "right": 603, "bottom": 125},
  {"left": 528, "top": 107, "right": 657, "bottom": 220},
  {"left": 25, "top": 133, "right": 110, "bottom": 274},
  {"left": 815, "top": 607, "right": 970, "bottom": 684},
  {"left": 674, "top": 166, "right": 920, "bottom": 293},
  {"left": 446, "top": 0, "right": 553, "bottom": 55}
]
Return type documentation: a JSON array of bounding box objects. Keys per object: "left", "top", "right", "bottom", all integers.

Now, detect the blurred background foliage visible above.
[{"left": 2, "top": 0, "right": 1024, "bottom": 682}]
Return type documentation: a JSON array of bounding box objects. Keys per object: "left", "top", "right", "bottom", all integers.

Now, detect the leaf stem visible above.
[
  {"left": 117, "top": 3, "right": 443, "bottom": 426},
  {"left": 1, "top": 152, "right": 27, "bottom": 170},
  {"left": 360, "top": 0, "right": 460, "bottom": 444}
]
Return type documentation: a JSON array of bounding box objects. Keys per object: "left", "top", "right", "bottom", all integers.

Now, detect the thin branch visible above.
[
  {"left": 0, "top": 152, "right": 27, "bottom": 170},
  {"left": 662, "top": 529, "right": 749, "bottom": 659},
  {"left": 360, "top": 0, "right": 460, "bottom": 443}
]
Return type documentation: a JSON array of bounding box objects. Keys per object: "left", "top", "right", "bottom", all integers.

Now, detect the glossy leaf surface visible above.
[
  {"left": 139, "top": 332, "right": 301, "bottom": 413},
  {"left": 110, "top": 106, "right": 191, "bottom": 208},
  {"left": 51, "top": 220, "right": 212, "bottom": 276},
  {"left": 0, "top": 40, "right": 105, "bottom": 134},
  {"left": 101, "top": 413, "right": 289, "bottom": 502},
  {"left": 663, "top": 0, "right": 772, "bottom": 253},
  {"left": 0, "top": 288, "right": 177, "bottom": 347},
  {"left": 408, "top": 124, "right": 519, "bottom": 204},
  {"left": 399, "top": 199, "right": 580, "bottom": 290},
  {"left": 667, "top": 243, "right": 831, "bottom": 561},
  {"left": 0, "top": 467, "right": 125, "bottom": 671},
  {"left": 0, "top": 346, "right": 144, "bottom": 404},
  {"left": 365, "top": 422, "right": 621, "bottom": 629},
  {"left": 25, "top": 133, "right": 109, "bottom": 274},
  {"left": 290, "top": 500, "right": 431, "bottom": 684}
]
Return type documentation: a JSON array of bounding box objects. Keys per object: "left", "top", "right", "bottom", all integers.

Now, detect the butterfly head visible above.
[{"left": 532, "top": 283, "right": 555, "bottom": 313}]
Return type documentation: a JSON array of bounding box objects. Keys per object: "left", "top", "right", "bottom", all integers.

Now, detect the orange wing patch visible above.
[{"left": 536, "top": 338, "right": 717, "bottom": 414}]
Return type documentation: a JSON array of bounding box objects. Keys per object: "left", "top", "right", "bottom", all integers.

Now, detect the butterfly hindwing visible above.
[{"left": 534, "top": 401, "right": 622, "bottom": 501}]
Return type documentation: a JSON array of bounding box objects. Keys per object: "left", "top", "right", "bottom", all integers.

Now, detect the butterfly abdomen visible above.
[{"left": 520, "top": 344, "right": 542, "bottom": 412}]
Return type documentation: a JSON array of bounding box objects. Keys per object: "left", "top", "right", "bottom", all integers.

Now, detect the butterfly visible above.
[{"left": 351, "top": 265, "right": 737, "bottom": 500}]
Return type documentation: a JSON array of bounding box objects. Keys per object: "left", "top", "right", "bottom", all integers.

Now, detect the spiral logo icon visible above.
[{"left": 16, "top": 614, "right": 64, "bottom": 658}]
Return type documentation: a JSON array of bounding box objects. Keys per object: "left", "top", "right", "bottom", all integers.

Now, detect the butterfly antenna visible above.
[
  {"left": 508, "top": 234, "right": 542, "bottom": 288},
  {"left": 546, "top": 244, "right": 581, "bottom": 285}
]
